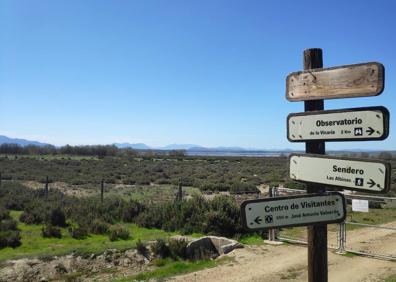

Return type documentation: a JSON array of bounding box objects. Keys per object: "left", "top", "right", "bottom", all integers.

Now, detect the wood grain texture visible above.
[{"left": 286, "top": 62, "right": 384, "bottom": 101}]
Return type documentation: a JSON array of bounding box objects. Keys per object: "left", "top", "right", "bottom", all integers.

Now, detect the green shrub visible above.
[
  {"left": 19, "top": 211, "right": 43, "bottom": 225},
  {"left": 0, "top": 230, "right": 21, "bottom": 248},
  {"left": 50, "top": 208, "right": 67, "bottom": 227},
  {"left": 136, "top": 239, "right": 149, "bottom": 257},
  {"left": 0, "top": 217, "right": 21, "bottom": 248},
  {"left": 0, "top": 219, "right": 18, "bottom": 231},
  {"left": 135, "top": 207, "right": 163, "bottom": 229},
  {"left": 90, "top": 219, "right": 109, "bottom": 235},
  {"left": 168, "top": 238, "right": 188, "bottom": 259},
  {"left": 41, "top": 224, "right": 62, "bottom": 238},
  {"left": 121, "top": 200, "right": 144, "bottom": 222},
  {"left": 151, "top": 238, "right": 170, "bottom": 258},
  {"left": 0, "top": 207, "right": 10, "bottom": 220},
  {"left": 108, "top": 225, "right": 130, "bottom": 241},
  {"left": 68, "top": 222, "right": 88, "bottom": 239}
]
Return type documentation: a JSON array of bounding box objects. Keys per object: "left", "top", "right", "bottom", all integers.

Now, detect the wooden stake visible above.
[
  {"left": 101, "top": 179, "right": 104, "bottom": 203},
  {"left": 45, "top": 176, "right": 49, "bottom": 199},
  {"left": 177, "top": 178, "right": 183, "bottom": 202},
  {"left": 304, "top": 48, "right": 328, "bottom": 282}
]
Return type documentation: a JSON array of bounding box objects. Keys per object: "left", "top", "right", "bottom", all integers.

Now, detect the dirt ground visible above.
[{"left": 170, "top": 221, "right": 396, "bottom": 282}]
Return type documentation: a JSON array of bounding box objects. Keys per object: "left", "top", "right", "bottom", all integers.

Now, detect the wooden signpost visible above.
[
  {"left": 240, "top": 48, "right": 390, "bottom": 282},
  {"left": 287, "top": 106, "right": 389, "bottom": 142},
  {"left": 286, "top": 62, "right": 384, "bottom": 101},
  {"left": 285, "top": 49, "right": 389, "bottom": 282}
]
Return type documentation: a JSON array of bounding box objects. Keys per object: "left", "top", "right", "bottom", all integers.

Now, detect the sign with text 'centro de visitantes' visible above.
[{"left": 241, "top": 192, "right": 346, "bottom": 230}]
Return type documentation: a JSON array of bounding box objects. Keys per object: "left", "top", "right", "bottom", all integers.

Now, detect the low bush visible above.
[
  {"left": 0, "top": 216, "right": 21, "bottom": 249},
  {"left": 68, "top": 222, "right": 88, "bottom": 239},
  {"left": 152, "top": 238, "right": 170, "bottom": 258},
  {"left": 0, "top": 206, "right": 10, "bottom": 220},
  {"left": 136, "top": 239, "right": 149, "bottom": 257},
  {"left": 168, "top": 238, "right": 188, "bottom": 259},
  {"left": 0, "top": 219, "right": 18, "bottom": 231},
  {"left": 108, "top": 225, "right": 130, "bottom": 241},
  {"left": 90, "top": 219, "right": 109, "bottom": 234},
  {"left": 50, "top": 208, "right": 67, "bottom": 227},
  {"left": 19, "top": 211, "right": 43, "bottom": 225},
  {"left": 0, "top": 230, "right": 21, "bottom": 248},
  {"left": 41, "top": 224, "right": 62, "bottom": 238}
]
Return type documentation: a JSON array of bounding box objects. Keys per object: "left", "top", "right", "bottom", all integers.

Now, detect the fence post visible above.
[
  {"left": 0, "top": 172, "right": 2, "bottom": 188},
  {"left": 337, "top": 221, "right": 346, "bottom": 254},
  {"left": 176, "top": 178, "right": 183, "bottom": 202},
  {"left": 268, "top": 186, "right": 278, "bottom": 241},
  {"left": 101, "top": 179, "right": 104, "bottom": 203},
  {"left": 45, "top": 176, "right": 49, "bottom": 199}
]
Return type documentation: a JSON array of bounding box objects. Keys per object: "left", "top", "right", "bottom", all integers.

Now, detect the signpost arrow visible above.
[
  {"left": 287, "top": 106, "right": 389, "bottom": 142},
  {"left": 366, "top": 127, "right": 375, "bottom": 136},
  {"left": 241, "top": 192, "right": 346, "bottom": 230},
  {"left": 289, "top": 154, "right": 391, "bottom": 193},
  {"left": 367, "top": 179, "right": 376, "bottom": 188}
]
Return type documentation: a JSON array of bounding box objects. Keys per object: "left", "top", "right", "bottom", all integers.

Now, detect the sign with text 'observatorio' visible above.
[
  {"left": 289, "top": 154, "right": 391, "bottom": 193},
  {"left": 241, "top": 192, "right": 346, "bottom": 230},
  {"left": 287, "top": 106, "right": 389, "bottom": 142}
]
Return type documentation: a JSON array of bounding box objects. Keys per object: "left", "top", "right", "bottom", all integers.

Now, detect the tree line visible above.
[{"left": 0, "top": 143, "right": 186, "bottom": 158}]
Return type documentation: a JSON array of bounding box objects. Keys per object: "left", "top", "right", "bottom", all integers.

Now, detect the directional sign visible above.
[
  {"left": 241, "top": 192, "right": 346, "bottom": 230},
  {"left": 287, "top": 106, "right": 389, "bottom": 142},
  {"left": 286, "top": 62, "right": 384, "bottom": 101},
  {"left": 289, "top": 154, "right": 391, "bottom": 193}
]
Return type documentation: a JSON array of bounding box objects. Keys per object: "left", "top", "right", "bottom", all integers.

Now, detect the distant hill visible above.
[
  {"left": 188, "top": 146, "right": 246, "bottom": 152},
  {"left": 158, "top": 144, "right": 200, "bottom": 150},
  {"left": 113, "top": 143, "right": 151, "bottom": 150},
  {"left": 0, "top": 135, "right": 51, "bottom": 147}
]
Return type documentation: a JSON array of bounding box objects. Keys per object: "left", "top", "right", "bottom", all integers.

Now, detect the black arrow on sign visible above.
[
  {"left": 254, "top": 216, "right": 262, "bottom": 224},
  {"left": 367, "top": 179, "right": 376, "bottom": 188},
  {"left": 366, "top": 127, "right": 375, "bottom": 136}
]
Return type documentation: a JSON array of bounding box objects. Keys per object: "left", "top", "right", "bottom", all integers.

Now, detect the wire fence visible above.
[{"left": 269, "top": 187, "right": 396, "bottom": 261}]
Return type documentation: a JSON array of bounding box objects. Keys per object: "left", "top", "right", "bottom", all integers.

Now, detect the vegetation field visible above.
[
  {"left": 0, "top": 210, "right": 174, "bottom": 262},
  {"left": 0, "top": 147, "right": 395, "bottom": 281},
  {"left": 0, "top": 153, "right": 288, "bottom": 193}
]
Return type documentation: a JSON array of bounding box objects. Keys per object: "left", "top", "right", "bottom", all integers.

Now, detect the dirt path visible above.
[{"left": 170, "top": 221, "right": 396, "bottom": 282}]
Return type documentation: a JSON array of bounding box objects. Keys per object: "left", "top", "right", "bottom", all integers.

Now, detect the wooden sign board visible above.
[
  {"left": 286, "top": 62, "right": 384, "bottom": 101},
  {"left": 287, "top": 106, "right": 389, "bottom": 142},
  {"left": 241, "top": 192, "right": 346, "bottom": 231},
  {"left": 289, "top": 154, "right": 391, "bottom": 193}
]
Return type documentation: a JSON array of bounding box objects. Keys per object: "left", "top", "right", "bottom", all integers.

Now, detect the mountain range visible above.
[
  {"left": 0, "top": 135, "right": 51, "bottom": 147},
  {"left": 0, "top": 135, "right": 270, "bottom": 152},
  {"left": 0, "top": 135, "right": 393, "bottom": 153}
]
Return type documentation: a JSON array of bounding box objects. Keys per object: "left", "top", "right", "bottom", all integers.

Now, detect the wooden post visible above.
[
  {"left": 304, "top": 48, "right": 328, "bottom": 282},
  {"left": 45, "top": 176, "right": 49, "bottom": 199},
  {"left": 0, "top": 172, "right": 2, "bottom": 188},
  {"left": 177, "top": 178, "right": 183, "bottom": 202},
  {"left": 101, "top": 179, "right": 104, "bottom": 203}
]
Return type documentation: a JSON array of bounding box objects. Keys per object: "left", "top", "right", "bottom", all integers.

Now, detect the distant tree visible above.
[
  {"left": 169, "top": 150, "right": 186, "bottom": 158},
  {"left": 360, "top": 152, "right": 370, "bottom": 158},
  {"left": 378, "top": 151, "right": 393, "bottom": 160}
]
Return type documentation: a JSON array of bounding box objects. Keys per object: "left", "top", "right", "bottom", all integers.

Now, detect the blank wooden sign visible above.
[{"left": 286, "top": 62, "right": 384, "bottom": 101}]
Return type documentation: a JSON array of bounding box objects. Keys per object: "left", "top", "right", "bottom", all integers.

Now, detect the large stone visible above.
[
  {"left": 206, "top": 236, "right": 243, "bottom": 255},
  {"left": 186, "top": 237, "right": 219, "bottom": 260},
  {"left": 185, "top": 236, "right": 243, "bottom": 260}
]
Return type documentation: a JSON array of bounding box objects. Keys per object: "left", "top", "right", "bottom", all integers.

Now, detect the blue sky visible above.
[{"left": 1, "top": 0, "right": 395, "bottom": 150}]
